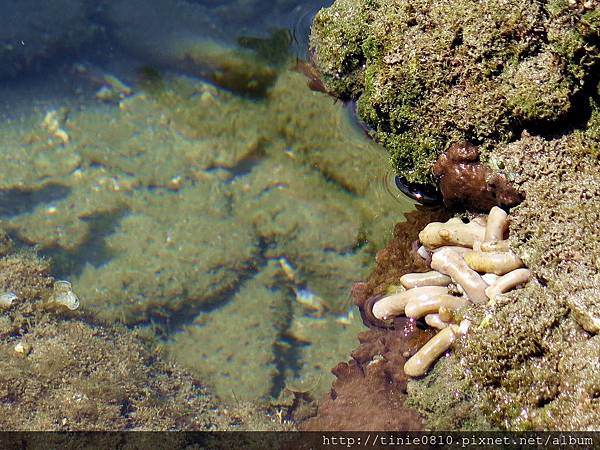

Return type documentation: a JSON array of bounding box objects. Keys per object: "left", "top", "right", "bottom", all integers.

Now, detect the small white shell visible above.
[
  {"left": 0, "top": 291, "right": 17, "bottom": 308},
  {"left": 54, "top": 280, "right": 72, "bottom": 291},
  {"left": 14, "top": 342, "right": 31, "bottom": 355}
]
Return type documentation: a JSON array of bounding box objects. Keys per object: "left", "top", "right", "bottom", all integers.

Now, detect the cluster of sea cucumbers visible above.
[{"left": 369, "top": 207, "right": 531, "bottom": 377}]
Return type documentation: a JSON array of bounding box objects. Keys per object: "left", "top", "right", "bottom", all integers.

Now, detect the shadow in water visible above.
[
  {"left": 0, "top": 184, "right": 71, "bottom": 218},
  {"left": 40, "top": 209, "right": 129, "bottom": 279}
]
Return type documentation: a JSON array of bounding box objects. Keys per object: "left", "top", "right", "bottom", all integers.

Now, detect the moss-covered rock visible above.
[
  {"left": 0, "top": 249, "right": 244, "bottom": 430},
  {"left": 310, "top": 0, "right": 599, "bottom": 183},
  {"left": 405, "top": 110, "right": 600, "bottom": 431}
]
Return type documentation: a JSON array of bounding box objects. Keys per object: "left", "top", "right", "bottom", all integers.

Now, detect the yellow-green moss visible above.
[{"left": 310, "top": 0, "right": 600, "bottom": 183}]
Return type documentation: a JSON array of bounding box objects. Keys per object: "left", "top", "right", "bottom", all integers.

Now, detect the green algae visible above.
[
  {"left": 0, "top": 63, "right": 415, "bottom": 408},
  {"left": 310, "top": 0, "right": 600, "bottom": 184},
  {"left": 0, "top": 247, "right": 251, "bottom": 431}
]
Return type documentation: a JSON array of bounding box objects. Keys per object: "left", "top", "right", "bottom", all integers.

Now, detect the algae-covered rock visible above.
[
  {"left": 0, "top": 249, "right": 242, "bottom": 431},
  {"left": 311, "top": 0, "right": 600, "bottom": 427},
  {"left": 310, "top": 0, "right": 600, "bottom": 184},
  {"left": 168, "top": 262, "right": 289, "bottom": 401},
  {"left": 75, "top": 185, "right": 258, "bottom": 324},
  {"left": 406, "top": 110, "right": 600, "bottom": 431}
]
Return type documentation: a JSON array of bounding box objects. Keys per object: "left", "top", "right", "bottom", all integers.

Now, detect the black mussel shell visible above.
[{"left": 395, "top": 175, "right": 443, "bottom": 206}]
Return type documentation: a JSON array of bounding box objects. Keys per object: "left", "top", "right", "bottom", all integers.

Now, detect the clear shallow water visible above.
[{"left": 0, "top": 0, "right": 415, "bottom": 404}]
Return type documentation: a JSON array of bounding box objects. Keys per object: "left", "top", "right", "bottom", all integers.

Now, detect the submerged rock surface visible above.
[
  {"left": 0, "top": 247, "right": 242, "bottom": 430},
  {"left": 0, "top": 62, "right": 413, "bottom": 407}
]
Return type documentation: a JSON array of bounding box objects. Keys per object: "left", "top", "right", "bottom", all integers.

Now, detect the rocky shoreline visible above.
[{"left": 307, "top": 0, "right": 600, "bottom": 431}]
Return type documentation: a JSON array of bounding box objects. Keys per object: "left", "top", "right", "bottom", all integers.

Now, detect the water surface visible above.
[{"left": 0, "top": 0, "right": 416, "bottom": 404}]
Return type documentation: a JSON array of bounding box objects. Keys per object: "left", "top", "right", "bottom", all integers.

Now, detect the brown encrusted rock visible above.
[
  {"left": 433, "top": 141, "right": 523, "bottom": 212},
  {"left": 302, "top": 318, "right": 434, "bottom": 431}
]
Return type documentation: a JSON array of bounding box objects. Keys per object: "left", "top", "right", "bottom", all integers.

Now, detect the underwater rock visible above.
[
  {"left": 0, "top": 71, "right": 407, "bottom": 324},
  {"left": 76, "top": 185, "right": 258, "bottom": 324},
  {"left": 168, "top": 262, "right": 288, "bottom": 402},
  {"left": 433, "top": 142, "right": 523, "bottom": 212},
  {"left": 310, "top": 0, "right": 599, "bottom": 185},
  {"left": 230, "top": 155, "right": 374, "bottom": 313},
  {"left": 0, "top": 67, "right": 414, "bottom": 412},
  {"left": 105, "top": 0, "right": 284, "bottom": 97},
  {"left": 0, "top": 248, "right": 240, "bottom": 431},
  {"left": 0, "top": 0, "right": 98, "bottom": 79}
]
